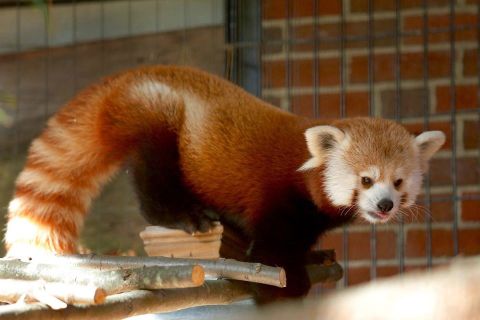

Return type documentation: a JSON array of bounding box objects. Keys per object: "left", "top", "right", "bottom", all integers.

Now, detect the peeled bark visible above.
[
  {"left": 27, "top": 254, "right": 287, "bottom": 288},
  {"left": 0, "top": 280, "right": 251, "bottom": 320},
  {"left": 0, "top": 259, "right": 204, "bottom": 294}
]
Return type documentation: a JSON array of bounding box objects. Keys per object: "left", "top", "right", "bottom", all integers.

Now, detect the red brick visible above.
[
  {"left": 376, "top": 231, "right": 398, "bottom": 259},
  {"left": 347, "top": 267, "right": 370, "bottom": 286},
  {"left": 464, "top": 119, "right": 479, "bottom": 150},
  {"left": 289, "top": 58, "right": 340, "bottom": 87},
  {"left": 262, "top": 27, "right": 283, "bottom": 54},
  {"left": 262, "top": 60, "right": 286, "bottom": 88},
  {"left": 404, "top": 13, "right": 478, "bottom": 45},
  {"left": 412, "top": 194, "right": 454, "bottom": 223},
  {"left": 459, "top": 228, "right": 480, "bottom": 256},
  {"left": 262, "top": 0, "right": 341, "bottom": 20},
  {"left": 262, "top": 58, "right": 340, "bottom": 89},
  {"left": 350, "top": 51, "right": 450, "bottom": 83},
  {"left": 436, "top": 85, "right": 478, "bottom": 112},
  {"left": 343, "top": 230, "right": 397, "bottom": 261},
  {"left": 319, "top": 232, "right": 344, "bottom": 260},
  {"left": 291, "top": 24, "right": 340, "bottom": 52},
  {"left": 293, "top": 0, "right": 342, "bottom": 17},
  {"left": 406, "top": 228, "right": 454, "bottom": 258},
  {"left": 262, "top": 0, "right": 286, "bottom": 20},
  {"left": 463, "top": 49, "right": 478, "bottom": 78},
  {"left": 347, "top": 266, "right": 400, "bottom": 286},
  {"left": 345, "top": 92, "right": 370, "bottom": 117},
  {"left": 403, "top": 121, "right": 452, "bottom": 150},
  {"left": 292, "top": 19, "right": 396, "bottom": 52},
  {"left": 351, "top": 0, "right": 449, "bottom": 12},
  {"left": 377, "top": 266, "right": 400, "bottom": 279},
  {"left": 292, "top": 94, "right": 340, "bottom": 118},
  {"left": 428, "top": 157, "right": 480, "bottom": 187},
  {"left": 291, "top": 92, "right": 369, "bottom": 118},
  {"left": 462, "top": 192, "right": 480, "bottom": 222},
  {"left": 381, "top": 88, "right": 423, "bottom": 118}
]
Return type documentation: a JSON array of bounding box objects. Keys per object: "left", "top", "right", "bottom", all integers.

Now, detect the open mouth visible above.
[{"left": 367, "top": 211, "right": 390, "bottom": 221}]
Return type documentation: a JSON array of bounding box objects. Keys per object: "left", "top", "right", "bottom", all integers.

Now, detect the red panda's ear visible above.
[
  {"left": 415, "top": 131, "right": 445, "bottom": 169},
  {"left": 299, "top": 126, "right": 345, "bottom": 171}
]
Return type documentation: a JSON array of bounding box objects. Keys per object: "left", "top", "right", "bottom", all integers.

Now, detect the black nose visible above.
[{"left": 377, "top": 198, "right": 394, "bottom": 212}]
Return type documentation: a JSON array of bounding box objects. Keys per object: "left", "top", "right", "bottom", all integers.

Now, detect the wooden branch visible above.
[
  {"left": 305, "top": 249, "right": 343, "bottom": 285},
  {"left": 0, "top": 259, "right": 204, "bottom": 294},
  {"left": 306, "top": 262, "right": 343, "bottom": 285},
  {"left": 0, "top": 280, "right": 106, "bottom": 306},
  {"left": 0, "top": 280, "right": 252, "bottom": 320},
  {"left": 27, "top": 254, "right": 287, "bottom": 288}
]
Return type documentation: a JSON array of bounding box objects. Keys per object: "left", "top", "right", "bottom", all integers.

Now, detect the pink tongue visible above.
[{"left": 376, "top": 211, "right": 388, "bottom": 218}]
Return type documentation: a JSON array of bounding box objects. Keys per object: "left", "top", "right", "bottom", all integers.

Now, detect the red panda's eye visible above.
[
  {"left": 361, "top": 177, "right": 373, "bottom": 188},
  {"left": 394, "top": 179, "right": 403, "bottom": 188}
]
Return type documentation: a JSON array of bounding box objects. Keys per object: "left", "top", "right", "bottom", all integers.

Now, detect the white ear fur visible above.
[
  {"left": 415, "top": 131, "right": 446, "bottom": 169},
  {"left": 299, "top": 126, "right": 345, "bottom": 171}
]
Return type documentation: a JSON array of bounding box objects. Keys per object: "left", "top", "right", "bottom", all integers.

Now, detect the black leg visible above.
[
  {"left": 247, "top": 201, "right": 323, "bottom": 301},
  {"left": 130, "top": 137, "right": 216, "bottom": 233}
]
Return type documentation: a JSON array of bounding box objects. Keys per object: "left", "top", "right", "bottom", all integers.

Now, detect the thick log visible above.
[
  {"left": 0, "top": 259, "right": 204, "bottom": 294},
  {"left": 0, "top": 280, "right": 251, "bottom": 320},
  {"left": 27, "top": 254, "right": 287, "bottom": 288}
]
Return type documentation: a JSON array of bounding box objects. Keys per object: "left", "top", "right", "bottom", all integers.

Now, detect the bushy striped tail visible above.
[
  {"left": 4, "top": 74, "right": 180, "bottom": 257},
  {"left": 5, "top": 113, "right": 124, "bottom": 256}
]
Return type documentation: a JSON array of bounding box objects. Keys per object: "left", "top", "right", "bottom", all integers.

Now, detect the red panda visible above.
[{"left": 4, "top": 66, "right": 445, "bottom": 297}]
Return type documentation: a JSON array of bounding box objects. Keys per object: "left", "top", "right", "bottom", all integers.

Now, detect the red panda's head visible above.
[{"left": 300, "top": 118, "right": 445, "bottom": 224}]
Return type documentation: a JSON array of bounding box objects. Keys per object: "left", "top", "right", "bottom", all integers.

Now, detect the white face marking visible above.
[
  {"left": 360, "top": 166, "right": 380, "bottom": 181},
  {"left": 301, "top": 125, "right": 444, "bottom": 224},
  {"left": 323, "top": 139, "right": 357, "bottom": 207},
  {"left": 358, "top": 182, "right": 398, "bottom": 223}
]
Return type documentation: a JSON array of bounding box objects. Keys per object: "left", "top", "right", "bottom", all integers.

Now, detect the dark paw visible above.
[
  {"left": 181, "top": 217, "right": 217, "bottom": 234},
  {"left": 178, "top": 208, "right": 218, "bottom": 234}
]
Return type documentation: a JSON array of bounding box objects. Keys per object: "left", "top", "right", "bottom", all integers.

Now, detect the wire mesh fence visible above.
[
  {"left": 0, "top": 0, "right": 478, "bottom": 291},
  {"left": 227, "top": 0, "right": 480, "bottom": 290}
]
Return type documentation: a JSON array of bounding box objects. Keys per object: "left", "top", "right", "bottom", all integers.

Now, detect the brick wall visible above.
[{"left": 261, "top": 0, "right": 479, "bottom": 288}]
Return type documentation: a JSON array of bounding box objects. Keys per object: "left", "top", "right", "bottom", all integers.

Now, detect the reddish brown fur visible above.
[
  {"left": 334, "top": 118, "right": 417, "bottom": 178},
  {"left": 5, "top": 65, "right": 426, "bottom": 298},
  {"left": 6, "top": 66, "right": 414, "bottom": 255}
]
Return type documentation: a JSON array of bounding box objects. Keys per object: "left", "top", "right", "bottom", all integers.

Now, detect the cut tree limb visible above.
[
  {"left": 27, "top": 254, "right": 287, "bottom": 288},
  {"left": 0, "top": 259, "right": 204, "bottom": 294},
  {"left": 306, "top": 262, "right": 343, "bottom": 285},
  {"left": 0, "top": 280, "right": 251, "bottom": 320},
  {"left": 0, "top": 279, "right": 106, "bottom": 305}
]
